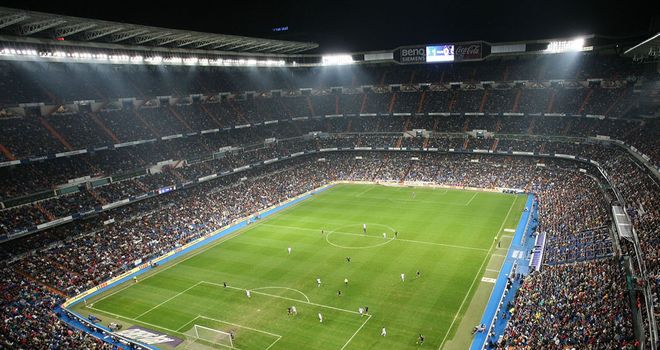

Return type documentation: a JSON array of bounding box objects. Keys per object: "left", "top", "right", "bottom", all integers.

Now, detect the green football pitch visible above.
[{"left": 73, "top": 183, "right": 526, "bottom": 350}]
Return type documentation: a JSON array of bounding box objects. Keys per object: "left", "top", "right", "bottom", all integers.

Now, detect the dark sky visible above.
[{"left": 3, "top": 0, "right": 657, "bottom": 53}]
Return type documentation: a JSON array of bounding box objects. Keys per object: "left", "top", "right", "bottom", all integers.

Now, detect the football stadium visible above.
[{"left": 0, "top": 3, "right": 658, "bottom": 350}]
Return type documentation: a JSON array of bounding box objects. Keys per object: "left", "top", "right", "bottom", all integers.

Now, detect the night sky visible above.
[{"left": 2, "top": 0, "right": 657, "bottom": 53}]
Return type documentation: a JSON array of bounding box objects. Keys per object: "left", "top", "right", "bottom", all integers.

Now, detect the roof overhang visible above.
[
  {"left": 0, "top": 7, "right": 318, "bottom": 54},
  {"left": 623, "top": 33, "right": 660, "bottom": 58}
]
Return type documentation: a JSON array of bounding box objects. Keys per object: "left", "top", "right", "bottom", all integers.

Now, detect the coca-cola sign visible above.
[{"left": 454, "top": 44, "right": 482, "bottom": 61}]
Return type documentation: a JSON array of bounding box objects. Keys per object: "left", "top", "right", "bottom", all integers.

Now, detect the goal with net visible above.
[{"left": 192, "top": 324, "right": 234, "bottom": 348}]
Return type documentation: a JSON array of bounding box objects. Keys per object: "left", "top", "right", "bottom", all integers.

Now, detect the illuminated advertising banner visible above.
[
  {"left": 158, "top": 186, "right": 174, "bottom": 194},
  {"left": 454, "top": 43, "right": 483, "bottom": 61},
  {"left": 426, "top": 45, "right": 454, "bottom": 62},
  {"left": 394, "top": 46, "right": 427, "bottom": 63}
]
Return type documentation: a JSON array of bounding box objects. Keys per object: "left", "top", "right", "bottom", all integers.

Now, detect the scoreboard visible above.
[{"left": 425, "top": 45, "right": 454, "bottom": 62}]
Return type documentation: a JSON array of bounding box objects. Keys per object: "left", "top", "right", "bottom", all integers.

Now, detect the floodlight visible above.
[
  {"left": 545, "top": 37, "right": 586, "bottom": 53},
  {"left": 322, "top": 54, "right": 354, "bottom": 65}
]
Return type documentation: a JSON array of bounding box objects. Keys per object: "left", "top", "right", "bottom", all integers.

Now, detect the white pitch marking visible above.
[
  {"left": 88, "top": 193, "right": 318, "bottom": 306},
  {"left": 251, "top": 286, "right": 311, "bottom": 303},
  {"left": 437, "top": 195, "right": 519, "bottom": 350},
  {"left": 354, "top": 185, "right": 375, "bottom": 197},
  {"left": 176, "top": 314, "right": 200, "bottom": 332},
  {"left": 339, "top": 314, "right": 372, "bottom": 350},
  {"left": 135, "top": 281, "right": 202, "bottom": 319},
  {"left": 196, "top": 315, "right": 282, "bottom": 338},
  {"left": 264, "top": 337, "right": 282, "bottom": 350},
  {"left": 262, "top": 224, "right": 489, "bottom": 252},
  {"left": 202, "top": 281, "right": 360, "bottom": 315},
  {"left": 86, "top": 306, "right": 241, "bottom": 350},
  {"left": 465, "top": 192, "right": 478, "bottom": 206}
]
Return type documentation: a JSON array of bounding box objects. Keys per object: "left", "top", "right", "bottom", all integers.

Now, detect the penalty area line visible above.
[
  {"left": 135, "top": 281, "right": 203, "bottom": 319},
  {"left": 196, "top": 315, "right": 282, "bottom": 338},
  {"left": 340, "top": 314, "right": 372, "bottom": 350},
  {"left": 87, "top": 307, "right": 244, "bottom": 350},
  {"left": 251, "top": 286, "right": 311, "bottom": 303},
  {"left": 90, "top": 189, "right": 319, "bottom": 307},
  {"left": 201, "top": 281, "right": 360, "bottom": 315}
]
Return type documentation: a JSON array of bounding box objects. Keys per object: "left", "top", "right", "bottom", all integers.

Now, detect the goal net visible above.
[{"left": 192, "top": 324, "right": 234, "bottom": 348}]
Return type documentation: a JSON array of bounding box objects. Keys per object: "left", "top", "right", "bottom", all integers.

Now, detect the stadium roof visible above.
[
  {"left": 623, "top": 33, "right": 660, "bottom": 58},
  {"left": 0, "top": 7, "right": 318, "bottom": 54}
]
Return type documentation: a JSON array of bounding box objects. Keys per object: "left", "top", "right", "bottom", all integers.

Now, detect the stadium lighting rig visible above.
[
  {"left": 321, "top": 54, "right": 354, "bottom": 65},
  {"left": 544, "top": 37, "right": 591, "bottom": 53},
  {"left": 0, "top": 46, "right": 288, "bottom": 67}
]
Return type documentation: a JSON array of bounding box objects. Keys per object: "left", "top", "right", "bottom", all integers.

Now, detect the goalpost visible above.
[{"left": 192, "top": 324, "right": 234, "bottom": 348}]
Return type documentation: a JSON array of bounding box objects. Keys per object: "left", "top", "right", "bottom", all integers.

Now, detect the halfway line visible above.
[{"left": 261, "top": 224, "right": 488, "bottom": 252}]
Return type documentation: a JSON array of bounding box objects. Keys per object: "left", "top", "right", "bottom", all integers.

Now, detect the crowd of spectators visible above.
[
  {"left": 0, "top": 84, "right": 653, "bottom": 163},
  {"left": 0, "top": 132, "right": 656, "bottom": 238},
  {"left": 499, "top": 259, "right": 636, "bottom": 349},
  {"left": 2, "top": 150, "right": 643, "bottom": 348},
  {"left": 600, "top": 152, "right": 660, "bottom": 335},
  {"left": 1, "top": 108, "right": 657, "bottom": 204},
  {"left": 0, "top": 52, "right": 656, "bottom": 348},
  {"left": 0, "top": 269, "right": 112, "bottom": 349},
  {"left": 0, "top": 147, "right": 650, "bottom": 348}
]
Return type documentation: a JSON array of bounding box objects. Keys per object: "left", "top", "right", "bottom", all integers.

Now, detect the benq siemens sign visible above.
[{"left": 394, "top": 46, "right": 427, "bottom": 63}]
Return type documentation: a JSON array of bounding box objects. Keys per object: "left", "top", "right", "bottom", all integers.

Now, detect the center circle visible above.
[{"left": 325, "top": 223, "right": 397, "bottom": 249}]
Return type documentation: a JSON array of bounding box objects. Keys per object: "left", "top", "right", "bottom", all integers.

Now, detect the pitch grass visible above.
[{"left": 74, "top": 184, "right": 526, "bottom": 349}]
